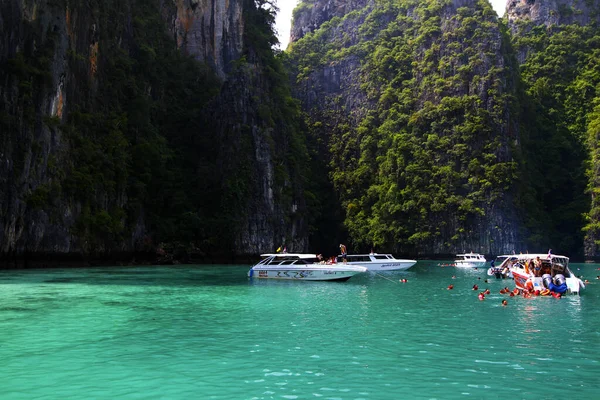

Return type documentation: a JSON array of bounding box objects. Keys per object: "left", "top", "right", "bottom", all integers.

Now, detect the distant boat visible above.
[
  {"left": 497, "top": 253, "right": 585, "bottom": 295},
  {"left": 454, "top": 252, "right": 487, "bottom": 268},
  {"left": 337, "top": 253, "right": 417, "bottom": 271},
  {"left": 248, "top": 253, "right": 367, "bottom": 281}
]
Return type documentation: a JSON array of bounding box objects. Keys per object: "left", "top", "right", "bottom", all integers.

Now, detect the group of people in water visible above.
[{"left": 444, "top": 270, "right": 571, "bottom": 305}]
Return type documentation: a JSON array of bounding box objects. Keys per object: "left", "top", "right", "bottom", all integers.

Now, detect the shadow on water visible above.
[{"left": 0, "top": 265, "right": 257, "bottom": 287}]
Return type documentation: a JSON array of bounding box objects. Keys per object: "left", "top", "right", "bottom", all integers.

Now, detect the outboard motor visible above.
[
  {"left": 542, "top": 274, "right": 552, "bottom": 288},
  {"left": 554, "top": 274, "right": 566, "bottom": 286}
]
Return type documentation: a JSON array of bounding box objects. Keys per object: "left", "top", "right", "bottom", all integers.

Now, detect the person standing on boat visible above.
[{"left": 339, "top": 244, "right": 347, "bottom": 264}]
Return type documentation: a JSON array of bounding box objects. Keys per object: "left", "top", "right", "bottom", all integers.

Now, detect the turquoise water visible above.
[{"left": 1, "top": 261, "right": 599, "bottom": 399}]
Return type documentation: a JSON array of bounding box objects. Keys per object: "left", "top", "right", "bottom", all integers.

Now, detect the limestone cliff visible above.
[
  {"left": 506, "top": 0, "right": 600, "bottom": 28},
  {"left": 0, "top": 0, "right": 307, "bottom": 267},
  {"left": 166, "top": 0, "right": 244, "bottom": 78},
  {"left": 290, "top": 0, "right": 370, "bottom": 42},
  {"left": 506, "top": 0, "right": 600, "bottom": 260},
  {"left": 288, "top": 0, "right": 523, "bottom": 256},
  {"left": 506, "top": 0, "right": 600, "bottom": 62}
]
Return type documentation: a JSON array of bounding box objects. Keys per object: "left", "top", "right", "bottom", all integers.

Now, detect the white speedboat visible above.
[
  {"left": 454, "top": 252, "right": 487, "bottom": 268},
  {"left": 496, "top": 253, "right": 585, "bottom": 295},
  {"left": 248, "top": 253, "right": 367, "bottom": 281},
  {"left": 337, "top": 253, "right": 417, "bottom": 271}
]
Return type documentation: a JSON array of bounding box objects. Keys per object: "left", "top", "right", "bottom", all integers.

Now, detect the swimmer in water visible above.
[{"left": 502, "top": 299, "right": 508, "bottom": 306}]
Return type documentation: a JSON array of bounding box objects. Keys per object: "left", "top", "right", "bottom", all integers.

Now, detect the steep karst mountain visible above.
[
  {"left": 0, "top": 0, "right": 307, "bottom": 266},
  {"left": 287, "top": 0, "right": 600, "bottom": 259},
  {"left": 288, "top": 0, "right": 521, "bottom": 256},
  {"left": 505, "top": 0, "right": 600, "bottom": 258},
  {"left": 2, "top": 0, "right": 600, "bottom": 266}
]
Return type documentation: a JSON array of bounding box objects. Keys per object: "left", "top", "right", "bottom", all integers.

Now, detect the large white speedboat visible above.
[
  {"left": 454, "top": 252, "right": 487, "bottom": 268},
  {"left": 248, "top": 253, "right": 367, "bottom": 281},
  {"left": 337, "top": 253, "right": 417, "bottom": 271},
  {"left": 496, "top": 253, "right": 585, "bottom": 295}
]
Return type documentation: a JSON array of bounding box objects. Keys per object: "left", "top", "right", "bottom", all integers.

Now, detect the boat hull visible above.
[
  {"left": 248, "top": 266, "right": 367, "bottom": 281},
  {"left": 512, "top": 270, "right": 585, "bottom": 295},
  {"left": 349, "top": 260, "right": 416, "bottom": 271},
  {"left": 455, "top": 261, "right": 487, "bottom": 268},
  {"left": 340, "top": 253, "right": 417, "bottom": 271}
]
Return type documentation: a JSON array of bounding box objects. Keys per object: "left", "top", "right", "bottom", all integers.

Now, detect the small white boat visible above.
[
  {"left": 337, "top": 253, "right": 417, "bottom": 271},
  {"left": 497, "top": 253, "right": 585, "bottom": 295},
  {"left": 248, "top": 253, "right": 367, "bottom": 281},
  {"left": 454, "top": 252, "right": 487, "bottom": 268}
]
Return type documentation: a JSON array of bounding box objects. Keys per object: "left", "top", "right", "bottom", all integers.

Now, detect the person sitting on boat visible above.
[{"left": 317, "top": 254, "right": 324, "bottom": 264}]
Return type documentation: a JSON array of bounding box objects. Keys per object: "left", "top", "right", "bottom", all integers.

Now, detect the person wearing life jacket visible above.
[{"left": 525, "top": 280, "right": 534, "bottom": 292}]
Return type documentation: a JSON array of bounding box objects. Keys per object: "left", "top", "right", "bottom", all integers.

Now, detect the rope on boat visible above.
[{"left": 374, "top": 272, "right": 398, "bottom": 283}]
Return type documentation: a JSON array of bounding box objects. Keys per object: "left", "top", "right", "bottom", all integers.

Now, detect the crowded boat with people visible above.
[{"left": 494, "top": 252, "right": 585, "bottom": 296}]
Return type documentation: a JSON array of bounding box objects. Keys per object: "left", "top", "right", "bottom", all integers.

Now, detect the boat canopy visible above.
[
  {"left": 495, "top": 254, "right": 569, "bottom": 269},
  {"left": 257, "top": 253, "right": 320, "bottom": 265}
]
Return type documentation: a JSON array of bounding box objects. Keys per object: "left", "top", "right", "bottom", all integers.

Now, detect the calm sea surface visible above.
[{"left": 1, "top": 261, "right": 599, "bottom": 399}]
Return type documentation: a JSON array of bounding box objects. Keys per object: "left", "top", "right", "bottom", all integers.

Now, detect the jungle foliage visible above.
[
  {"left": 58, "top": 1, "right": 222, "bottom": 255},
  {"left": 290, "top": 0, "right": 517, "bottom": 254},
  {"left": 511, "top": 22, "right": 600, "bottom": 254},
  {"left": 2, "top": 0, "right": 304, "bottom": 257},
  {"left": 289, "top": 0, "right": 600, "bottom": 258}
]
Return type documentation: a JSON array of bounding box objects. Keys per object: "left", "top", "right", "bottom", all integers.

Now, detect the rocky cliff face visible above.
[
  {"left": 0, "top": 0, "right": 307, "bottom": 266},
  {"left": 166, "top": 0, "right": 244, "bottom": 78},
  {"left": 506, "top": 0, "right": 600, "bottom": 28},
  {"left": 289, "top": 0, "right": 523, "bottom": 256},
  {"left": 506, "top": 0, "right": 600, "bottom": 260},
  {"left": 290, "top": 0, "right": 370, "bottom": 42},
  {"left": 507, "top": 0, "right": 600, "bottom": 62}
]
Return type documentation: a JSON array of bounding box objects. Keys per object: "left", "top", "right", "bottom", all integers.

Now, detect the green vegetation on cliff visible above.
[
  {"left": 289, "top": 0, "right": 600, "bottom": 258},
  {"left": 511, "top": 21, "right": 600, "bottom": 254},
  {"left": 290, "top": 0, "right": 517, "bottom": 254},
  {"left": 1, "top": 0, "right": 306, "bottom": 260}
]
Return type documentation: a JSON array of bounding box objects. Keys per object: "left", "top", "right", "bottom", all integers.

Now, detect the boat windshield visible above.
[
  {"left": 342, "top": 255, "right": 371, "bottom": 262},
  {"left": 261, "top": 256, "right": 319, "bottom": 265},
  {"left": 494, "top": 256, "right": 511, "bottom": 266}
]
